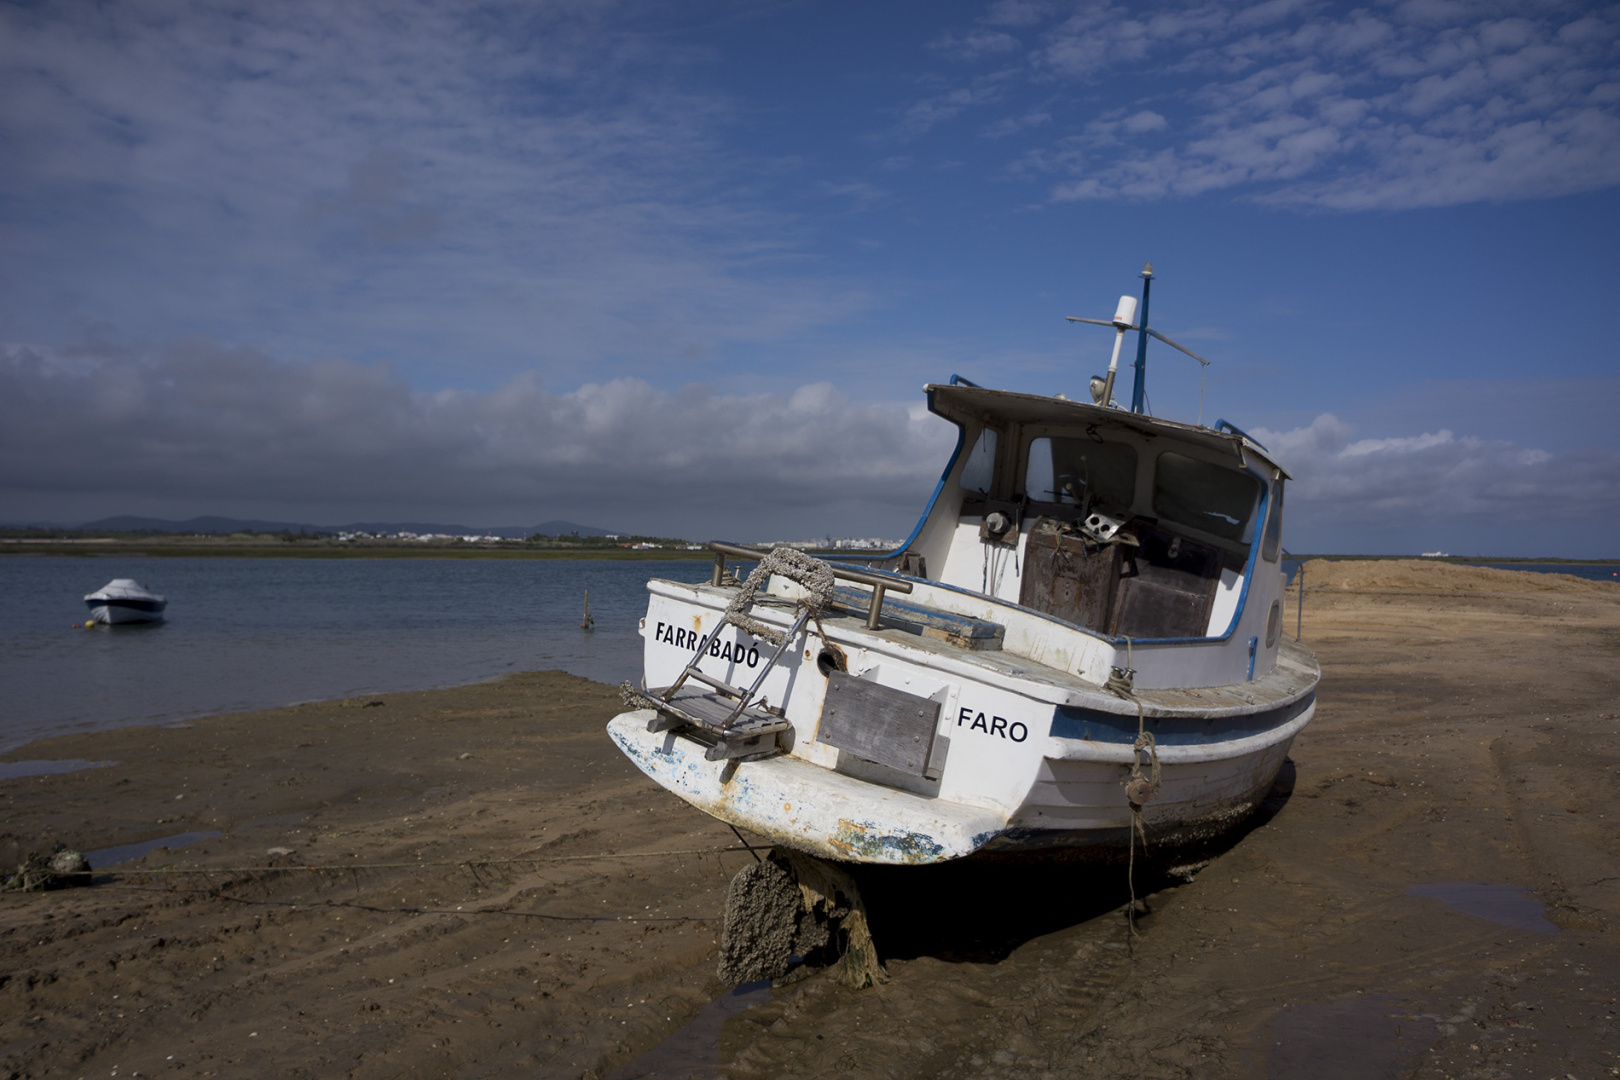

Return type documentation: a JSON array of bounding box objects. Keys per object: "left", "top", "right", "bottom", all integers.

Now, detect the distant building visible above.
[{"left": 753, "top": 537, "right": 905, "bottom": 552}]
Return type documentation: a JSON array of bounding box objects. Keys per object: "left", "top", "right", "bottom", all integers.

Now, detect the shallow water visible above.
[
  {"left": 1408, "top": 882, "right": 1559, "bottom": 934},
  {"left": 1265, "top": 995, "right": 1437, "bottom": 1080},
  {"left": 85, "top": 830, "right": 221, "bottom": 868},
  {"left": 0, "top": 758, "right": 115, "bottom": 780},
  {"left": 604, "top": 981, "right": 774, "bottom": 1080},
  {"left": 0, "top": 555, "right": 713, "bottom": 750}
]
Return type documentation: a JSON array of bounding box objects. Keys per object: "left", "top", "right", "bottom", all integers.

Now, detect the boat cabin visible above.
[{"left": 869, "top": 382, "right": 1290, "bottom": 687}]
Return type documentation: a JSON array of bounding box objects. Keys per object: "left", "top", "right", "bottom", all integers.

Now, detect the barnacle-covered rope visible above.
[{"left": 723, "top": 547, "right": 835, "bottom": 646}]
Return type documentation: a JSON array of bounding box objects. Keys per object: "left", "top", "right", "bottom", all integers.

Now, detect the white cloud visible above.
[
  {"left": 1122, "top": 110, "right": 1169, "bottom": 134},
  {"left": 981, "top": 110, "right": 1054, "bottom": 139},
  {"left": 929, "top": 29, "right": 1023, "bottom": 60},
  {"left": 0, "top": 340, "right": 956, "bottom": 538},
  {"left": 983, "top": 1, "right": 1055, "bottom": 29},
  {"left": 896, "top": 85, "right": 1007, "bottom": 138},
  {"left": 945, "top": 1, "right": 1620, "bottom": 209},
  {"left": 1251, "top": 413, "right": 1620, "bottom": 545},
  {"left": 0, "top": 1, "right": 872, "bottom": 385}
]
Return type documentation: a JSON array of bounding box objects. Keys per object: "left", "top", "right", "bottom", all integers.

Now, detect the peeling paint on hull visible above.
[
  {"left": 608, "top": 712, "right": 1001, "bottom": 865},
  {"left": 608, "top": 708, "right": 1301, "bottom": 866}
]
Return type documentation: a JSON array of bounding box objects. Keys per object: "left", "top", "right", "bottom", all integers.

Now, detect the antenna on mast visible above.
[{"left": 1066, "top": 262, "right": 1212, "bottom": 420}]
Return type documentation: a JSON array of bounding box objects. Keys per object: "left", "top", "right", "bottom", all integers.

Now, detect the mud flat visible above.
[{"left": 2, "top": 561, "right": 1617, "bottom": 1079}]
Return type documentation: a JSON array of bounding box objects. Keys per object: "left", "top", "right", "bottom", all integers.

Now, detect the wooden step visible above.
[
  {"left": 644, "top": 687, "right": 792, "bottom": 762},
  {"left": 648, "top": 689, "right": 793, "bottom": 738}
]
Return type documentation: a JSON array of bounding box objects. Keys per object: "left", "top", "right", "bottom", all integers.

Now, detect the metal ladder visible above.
[{"left": 644, "top": 601, "right": 811, "bottom": 763}]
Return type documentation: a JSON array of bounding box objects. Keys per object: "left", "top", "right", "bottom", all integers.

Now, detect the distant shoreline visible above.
[
  {"left": 2, "top": 540, "right": 1615, "bottom": 564},
  {"left": 0, "top": 539, "right": 716, "bottom": 560},
  {"left": 1286, "top": 554, "right": 1620, "bottom": 566}
]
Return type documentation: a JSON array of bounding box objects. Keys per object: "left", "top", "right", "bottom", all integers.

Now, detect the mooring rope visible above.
[
  {"left": 3, "top": 844, "right": 761, "bottom": 891},
  {"left": 1104, "top": 637, "right": 1160, "bottom": 941}
]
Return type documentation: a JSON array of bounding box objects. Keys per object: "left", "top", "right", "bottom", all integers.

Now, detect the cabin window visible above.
[
  {"left": 1261, "top": 480, "right": 1284, "bottom": 561},
  {"left": 959, "top": 428, "right": 998, "bottom": 493},
  {"left": 1152, "top": 452, "right": 1261, "bottom": 544},
  {"left": 1025, "top": 437, "right": 1137, "bottom": 513}
]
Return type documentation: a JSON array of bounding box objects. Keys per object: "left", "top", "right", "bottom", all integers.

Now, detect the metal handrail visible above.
[{"left": 707, "top": 541, "right": 913, "bottom": 631}]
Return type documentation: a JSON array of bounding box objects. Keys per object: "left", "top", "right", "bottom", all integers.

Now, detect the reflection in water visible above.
[
  {"left": 2, "top": 556, "right": 711, "bottom": 750},
  {"left": 1408, "top": 882, "right": 1559, "bottom": 934},
  {"left": 85, "top": 830, "right": 221, "bottom": 868},
  {"left": 1266, "top": 996, "right": 1436, "bottom": 1080},
  {"left": 605, "top": 980, "right": 773, "bottom": 1080},
  {"left": 0, "top": 759, "right": 115, "bottom": 781}
]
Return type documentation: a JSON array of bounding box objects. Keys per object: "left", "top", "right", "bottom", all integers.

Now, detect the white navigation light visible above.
[{"left": 1112, "top": 295, "right": 1138, "bottom": 328}]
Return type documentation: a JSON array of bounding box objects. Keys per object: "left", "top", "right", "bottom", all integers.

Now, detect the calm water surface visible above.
[
  {"left": 0, "top": 556, "right": 713, "bottom": 751},
  {"left": 5, "top": 555, "right": 1610, "bottom": 752}
]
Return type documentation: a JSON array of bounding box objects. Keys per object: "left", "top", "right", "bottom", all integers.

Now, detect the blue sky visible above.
[{"left": 2, "top": 0, "right": 1617, "bottom": 554}]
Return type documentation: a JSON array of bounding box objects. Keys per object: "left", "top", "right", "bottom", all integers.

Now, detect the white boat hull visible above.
[
  {"left": 85, "top": 601, "right": 165, "bottom": 625},
  {"left": 83, "top": 579, "right": 167, "bottom": 624},
  {"left": 607, "top": 649, "right": 1315, "bottom": 865}
]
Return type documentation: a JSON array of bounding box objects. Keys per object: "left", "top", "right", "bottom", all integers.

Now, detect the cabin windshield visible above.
[
  {"left": 959, "top": 428, "right": 998, "bottom": 493},
  {"left": 1025, "top": 436, "right": 1137, "bottom": 512},
  {"left": 1152, "top": 452, "right": 1261, "bottom": 544},
  {"left": 1262, "top": 479, "right": 1284, "bottom": 561}
]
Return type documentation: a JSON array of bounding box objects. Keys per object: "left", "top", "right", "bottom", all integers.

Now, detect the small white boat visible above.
[
  {"left": 609, "top": 265, "right": 1319, "bottom": 868},
  {"left": 84, "top": 579, "right": 167, "bottom": 624}
]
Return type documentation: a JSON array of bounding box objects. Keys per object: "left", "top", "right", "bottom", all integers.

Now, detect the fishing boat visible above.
[
  {"left": 83, "top": 579, "right": 167, "bottom": 624},
  {"left": 608, "top": 265, "right": 1319, "bottom": 867}
]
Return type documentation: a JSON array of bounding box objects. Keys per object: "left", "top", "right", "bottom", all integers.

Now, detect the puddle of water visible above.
[
  {"left": 1408, "top": 883, "right": 1559, "bottom": 934},
  {"left": 603, "top": 979, "right": 774, "bottom": 1080},
  {"left": 86, "top": 830, "right": 221, "bottom": 868},
  {"left": 1266, "top": 995, "right": 1437, "bottom": 1080},
  {"left": 0, "top": 759, "right": 117, "bottom": 781}
]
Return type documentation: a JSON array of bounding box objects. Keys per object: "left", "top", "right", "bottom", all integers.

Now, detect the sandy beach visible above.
[{"left": 2, "top": 560, "right": 1616, "bottom": 1079}]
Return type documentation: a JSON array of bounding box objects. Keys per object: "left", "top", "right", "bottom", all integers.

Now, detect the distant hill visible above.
[
  {"left": 526, "top": 520, "right": 616, "bottom": 538},
  {"left": 71, "top": 515, "right": 616, "bottom": 538},
  {"left": 77, "top": 515, "right": 332, "bottom": 535}
]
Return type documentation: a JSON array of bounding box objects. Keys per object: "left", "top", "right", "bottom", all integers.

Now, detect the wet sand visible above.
[{"left": 2, "top": 561, "right": 1617, "bottom": 1079}]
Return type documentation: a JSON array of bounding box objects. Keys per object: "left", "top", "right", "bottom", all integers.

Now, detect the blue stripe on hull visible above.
[{"left": 1049, "top": 692, "right": 1314, "bottom": 746}]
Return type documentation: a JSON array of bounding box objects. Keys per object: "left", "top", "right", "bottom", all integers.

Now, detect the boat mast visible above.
[{"left": 1129, "top": 261, "right": 1153, "bottom": 414}]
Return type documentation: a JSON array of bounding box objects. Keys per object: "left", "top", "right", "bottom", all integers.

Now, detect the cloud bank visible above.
[
  {"left": 0, "top": 341, "right": 953, "bottom": 540},
  {"left": 5, "top": 342, "right": 1615, "bottom": 554},
  {"left": 1252, "top": 413, "right": 1620, "bottom": 554}
]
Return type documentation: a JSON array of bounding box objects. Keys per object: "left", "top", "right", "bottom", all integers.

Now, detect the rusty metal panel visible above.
[
  {"left": 1019, "top": 518, "right": 1123, "bottom": 631},
  {"left": 1112, "top": 522, "right": 1221, "bottom": 638},
  {"left": 817, "top": 672, "right": 941, "bottom": 777}
]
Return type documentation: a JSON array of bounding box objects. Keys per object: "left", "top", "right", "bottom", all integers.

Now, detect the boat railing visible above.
[{"left": 707, "top": 542, "right": 913, "bottom": 631}]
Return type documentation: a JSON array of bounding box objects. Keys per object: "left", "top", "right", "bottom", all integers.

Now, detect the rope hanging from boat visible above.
[
  {"left": 1105, "top": 640, "right": 1161, "bottom": 802},
  {"left": 723, "top": 546, "right": 835, "bottom": 646},
  {"left": 620, "top": 680, "right": 665, "bottom": 714},
  {"left": 1106, "top": 638, "right": 1161, "bottom": 940}
]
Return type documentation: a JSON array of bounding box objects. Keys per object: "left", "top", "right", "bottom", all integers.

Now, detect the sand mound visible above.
[{"left": 1298, "top": 558, "right": 1612, "bottom": 594}]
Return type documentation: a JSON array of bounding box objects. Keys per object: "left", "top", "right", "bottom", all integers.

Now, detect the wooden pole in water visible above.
[{"left": 581, "top": 589, "right": 594, "bottom": 631}]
